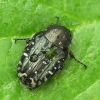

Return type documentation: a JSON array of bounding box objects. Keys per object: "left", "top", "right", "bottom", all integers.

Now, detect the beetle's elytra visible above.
[{"left": 15, "top": 17, "right": 87, "bottom": 90}]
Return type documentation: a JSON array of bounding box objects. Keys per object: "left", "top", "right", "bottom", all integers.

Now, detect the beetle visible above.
[{"left": 15, "top": 17, "right": 87, "bottom": 90}]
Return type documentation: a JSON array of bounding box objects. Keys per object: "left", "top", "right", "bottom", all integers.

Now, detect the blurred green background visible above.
[{"left": 0, "top": 0, "right": 100, "bottom": 100}]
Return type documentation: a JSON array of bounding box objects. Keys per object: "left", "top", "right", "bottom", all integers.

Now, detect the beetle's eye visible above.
[{"left": 30, "top": 54, "right": 38, "bottom": 62}]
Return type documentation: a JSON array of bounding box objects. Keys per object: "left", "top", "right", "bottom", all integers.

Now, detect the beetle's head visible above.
[{"left": 45, "top": 25, "right": 72, "bottom": 49}]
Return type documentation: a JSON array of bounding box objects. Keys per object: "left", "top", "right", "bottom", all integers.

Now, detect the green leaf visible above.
[{"left": 0, "top": 0, "right": 100, "bottom": 100}]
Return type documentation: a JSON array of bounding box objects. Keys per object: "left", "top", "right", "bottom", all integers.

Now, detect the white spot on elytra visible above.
[
  {"left": 27, "top": 48, "right": 29, "bottom": 51},
  {"left": 19, "top": 61, "right": 22, "bottom": 65},
  {"left": 23, "top": 53, "right": 28, "bottom": 57},
  {"left": 59, "top": 42, "right": 62, "bottom": 45},
  {"left": 53, "top": 57, "right": 55, "bottom": 60},
  {"left": 44, "top": 76, "right": 47, "bottom": 81},
  {"left": 48, "top": 71, "right": 53, "bottom": 75},
  {"left": 17, "top": 67, "right": 21, "bottom": 70},
  {"left": 32, "top": 42, "right": 34, "bottom": 45},
  {"left": 43, "top": 61, "right": 47, "bottom": 64},
  {"left": 38, "top": 81, "right": 41, "bottom": 85},
  {"left": 53, "top": 63, "right": 55, "bottom": 66},
  {"left": 58, "top": 61, "right": 60, "bottom": 63},
  {"left": 42, "top": 69, "right": 44, "bottom": 72},
  {"left": 36, "top": 50, "right": 39, "bottom": 53},
  {"left": 30, "top": 78, "right": 36, "bottom": 87},
  {"left": 54, "top": 67, "right": 57, "bottom": 70},
  {"left": 28, "top": 67, "right": 31, "bottom": 70},
  {"left": 35, "top": 71, "right": 37, "bottom": 74},
  {"left": 45, "top": 29, "right": 47, "bottom": 31},
  {"left": 58, "top": 65, "right": 61, "bottom": 69},
  {"left": 18, "top": 73, "right": 27, "bottom": 77},
  {"left": 26, "top": 57, "right": 29, "bottom": 59},
  {"left": 32, "top": 47, "right": 34, "bottom": 50}
]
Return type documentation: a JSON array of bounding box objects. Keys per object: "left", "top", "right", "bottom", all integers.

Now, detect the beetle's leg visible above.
[
  {"left": 14, "top": 38, "right": 30, "bottom": 43},
  {"left": 69, "top": 50, "right": 87, "bottom": 69},
  {"left": 55, "top": 16, "right": 59, "bottom": 25}
]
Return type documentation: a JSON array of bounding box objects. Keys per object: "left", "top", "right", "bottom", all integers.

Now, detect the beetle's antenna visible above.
[
  {"left": 69, "top": 50, "right": 87, "bottom": 69},
  {"left": 55, "top": 17, "right": 59, "bottom": 25}
]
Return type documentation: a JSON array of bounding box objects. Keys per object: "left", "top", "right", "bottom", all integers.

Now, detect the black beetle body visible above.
[{"left": 16, "top": 18, "right": 87, "bottom": 90}]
